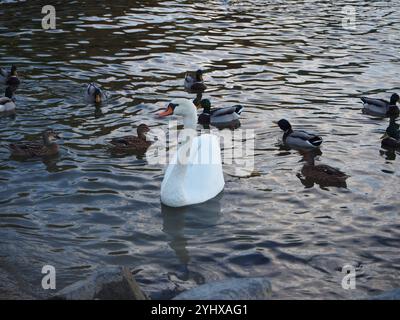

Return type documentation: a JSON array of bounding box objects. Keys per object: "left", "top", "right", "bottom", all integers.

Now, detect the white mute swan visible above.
[{"left": 158, "top": 99, "right": 225, "bottom": 207}]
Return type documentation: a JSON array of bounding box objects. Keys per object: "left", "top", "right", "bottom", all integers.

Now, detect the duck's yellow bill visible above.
[{"left": 95, "top": 94, "right": 101, "bottom": 103}]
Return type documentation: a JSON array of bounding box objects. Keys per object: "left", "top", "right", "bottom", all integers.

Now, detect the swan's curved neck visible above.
[{"left": 182, "top": 109, "right": 197, "bottom": 130}]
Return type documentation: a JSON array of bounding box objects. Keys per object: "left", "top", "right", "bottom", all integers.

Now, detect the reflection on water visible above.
[
  {"left": 161, "top": 193, "right": 222, "bottom": 266},
  {"left": 1, "top": 0, "right": 400, "bottom": 299}
]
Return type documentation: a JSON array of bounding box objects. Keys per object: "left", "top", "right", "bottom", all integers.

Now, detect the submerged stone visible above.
[
  {"left": 173, "top": 277, "right": 272, "bottom": 300},
  {"left": 53, "top": 266, "right": 148, "bottom": 300},
  {"left": 370, "top": 288, "right": 400, "bottom": 300}
]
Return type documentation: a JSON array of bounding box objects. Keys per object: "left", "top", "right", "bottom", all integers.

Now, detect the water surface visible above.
[{"left": 1, "top": 0, "right": 399, "bottom": 299}]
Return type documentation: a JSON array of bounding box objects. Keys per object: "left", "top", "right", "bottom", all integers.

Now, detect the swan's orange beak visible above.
[{"left": 158, "top": 104, "right": 174, "bottom": 117}]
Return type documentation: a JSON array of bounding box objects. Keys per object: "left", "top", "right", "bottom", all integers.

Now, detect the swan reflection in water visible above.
[
  {"left": 296, "top": 149, "right": 349, "bottom": 189},
  {"left": 161, "top": 192, "right": 223, "bottom": 269}
]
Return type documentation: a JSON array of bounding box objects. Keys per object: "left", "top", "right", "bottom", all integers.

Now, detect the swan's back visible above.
[
  {"left": 161, "top": 133, "right": 224, "bottom": 207},
  {"left": 184, "top": 134, "right": 224, "bottom": 199}
]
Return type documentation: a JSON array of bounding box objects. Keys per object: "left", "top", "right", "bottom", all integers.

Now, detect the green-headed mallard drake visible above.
[
  {"left": 297, "top": 150, "right": 348, "bottom": 188},
  {"left": 184, "top": 70, "right": 207, "bottom": 93},
  {"left": 198, "top": 99, "right": 244, "bottom": 127},
  {"left": 8, "top": 129, "right": 60, "bottom": 158},
  {"left": 361, "top": 93, "right": 399, "bottom": 117},
  {"left": 85, "top": 83, "right": 104, "bottom": 104},
  {"left": 0, "top": 65, "right": 20, "bottom": 86},
  {"left": 109, "top": 124, "right": 151, "bottom": 154},
  {"left": 381, "top": 106, "right": 400, "bottom": 149},
  {"left": 276, "top": 119, "right": 323, "bottom": 150},
  {"left": 0, "top": 87, "right": 16, "bottom": 115}
]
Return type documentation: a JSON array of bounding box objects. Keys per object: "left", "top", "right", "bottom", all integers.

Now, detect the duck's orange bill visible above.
[{"left": 158, "top": 105, "right": 174, "bottom": 117}]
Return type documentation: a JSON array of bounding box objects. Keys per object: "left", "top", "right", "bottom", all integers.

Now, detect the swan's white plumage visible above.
[{"left": 160, "top": 99, "right": 225, "bottom": 207}]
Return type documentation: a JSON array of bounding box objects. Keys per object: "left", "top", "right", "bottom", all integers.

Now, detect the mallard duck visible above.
[
  {"left": 381, "top": 110, "right": 400, "bottom": 149},
  {"left": 0, "top": 65, "right": 20, "bottom": 86},
  {"left": 110, "top": 124, "right": 152, "bottom": 154},
  {"left": 0, "top": 87, "right": 16, "bottom": 115},
  {"left": 198, "top": 99, "right": 244, "bottom": 128},
  {"left": 299, "top": 163, "right": 348, "bottom": 188},
  {"left": 85, "top": 83, "right": 104, "bottom": 104},
  {"left": 8, "top": 129, "right": 60, "bottom": 158},
  {"left": 184, "top": 70, "right": 207, "bottom": 92},
  {"left": 297, "top": 150, "right": 348, "bottom": 188},
  {"left": 361, "top": 93, "right": 399, "bottom": 117},
  {"left": 276, "top": 119, "right": 323, "bottom": 150}
]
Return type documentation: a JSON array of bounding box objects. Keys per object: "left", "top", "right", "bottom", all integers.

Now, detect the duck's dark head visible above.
[
  {"left": 42, "top": 129, "right": 60, "bottom": 144},
  {"left": 387, "top": 105, "right": 399, "bottom": 118},
  {"left": 200, "top": 99, "right": 211, "bottom": 113},
  {"left": 137, "top": 124, "right": 150, "bottom": 138},
  {"left": 277, "top": 119, "right": 292, "bottom": 132},
  {"left": 390, "top": 93, "right": 399, "bottom": 105},
  {"left": 94, "top": 88, "right": 102, "bottom": 104},
  {"left": 10, "top": 65, "right": 17, "bottom": 76},
  {"left": 5, "top": 86, "right": 13, "bottom": 99},
  {"left": 196, "top": 69, "right": 204, "bottom": 81}
]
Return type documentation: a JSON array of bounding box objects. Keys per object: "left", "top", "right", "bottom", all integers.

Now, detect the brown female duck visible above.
[
  {"left": 110, "top": 124, "right": 151, "bottom": 154},
  {"left": 8, "top": 129, "right": 60, "bottom": 158},
  {"left": 297, "top": 150, "right": 348, "bottom": 188}
]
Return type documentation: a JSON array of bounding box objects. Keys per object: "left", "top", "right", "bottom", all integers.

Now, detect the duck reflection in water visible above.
[
  {"left": 296, "top": 149, "right": 349, "bottom": 189},
  {"left": 381, "top": 106, "right": 400, "bottom": 150},
  {"left": 161, "top": 193, "right": 222, "bottom": 272},
  {"left": 94, "top": 105, "right": 103, "bottom": 118}
]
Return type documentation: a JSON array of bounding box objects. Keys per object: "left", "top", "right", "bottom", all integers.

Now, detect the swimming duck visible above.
[
  {"left": 198, "top": 99, "right": 244, "bottom": 128},
  {"left": 361, "top": 93, "right": 399, "bottom": 117},
  {"left": 0, "top": 87, "right": 16, "bottom": 115},
  {"left": 276, "top": 119, "right": 323, "bottom": 150},
  {"left": 85, "top": 83, "right": 103, "bottom": 104},
  {"left": 110, "top": 124, "right": 152, "bottom": 154},
  {"left": 297, "top": 150, "right": 348, "bottom": 188},
  {"left": 8, "top": 129, "right": 60, "bottom": 158},
  {"left": 184, "top": 70, "right": 207, "bottom": 93},
  {"left": 158, "top": 99, "right": 224, "bottom": 207},
  {"left": 381, "top": 107, "right": 400, "bottom": 149},
  {"left": 0, "top": 65, "right": 20, "bottom": 86}
]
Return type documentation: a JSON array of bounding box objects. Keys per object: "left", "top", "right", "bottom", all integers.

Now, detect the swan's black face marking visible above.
[
  {"left": 277, "top": 119, "right": 292, "bottom": 132},
  {"left": 168, "top": 103, "right": 178, "bottom": 110}
]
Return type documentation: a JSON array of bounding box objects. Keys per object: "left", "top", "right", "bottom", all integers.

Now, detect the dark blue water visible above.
[{"left": 0, "top": 0, "right": 399, "bottom": 299}]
